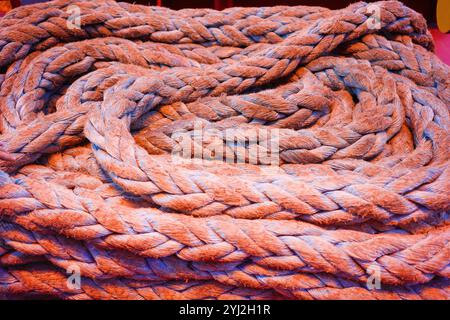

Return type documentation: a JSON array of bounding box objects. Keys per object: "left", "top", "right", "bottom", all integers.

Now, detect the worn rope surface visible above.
[{"left": 0, "top": 0, "right": 449, "bottom": 300}]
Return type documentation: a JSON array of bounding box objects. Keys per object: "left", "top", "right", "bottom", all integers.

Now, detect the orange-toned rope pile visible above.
[{"left": 0, "top": 0, "right": 449, "bottom": 300}]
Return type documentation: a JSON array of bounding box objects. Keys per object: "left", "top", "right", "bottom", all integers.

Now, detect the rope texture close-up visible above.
[{"left": 0, "top": 0, "right": 448, "bottom": 300}]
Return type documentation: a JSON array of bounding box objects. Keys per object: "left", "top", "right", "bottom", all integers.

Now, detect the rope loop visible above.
[{"left": 0, "top": 0, "right": 448, "bottom": 300}]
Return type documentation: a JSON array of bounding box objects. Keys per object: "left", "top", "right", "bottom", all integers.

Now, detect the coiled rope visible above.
[{"left": 0, "top": 0, "right": 449, "bottom": 300}]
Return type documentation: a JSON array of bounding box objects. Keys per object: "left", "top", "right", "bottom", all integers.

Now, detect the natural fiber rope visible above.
[{"left": 0, "top": 0, "right": 448, "bottom": 300}]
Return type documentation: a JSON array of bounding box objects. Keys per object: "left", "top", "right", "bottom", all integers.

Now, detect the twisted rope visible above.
[{"left": 0, "top": 0, "right": 448, "bottom": 300}]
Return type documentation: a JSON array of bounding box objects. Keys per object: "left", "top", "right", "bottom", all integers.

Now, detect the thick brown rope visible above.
[{"left": 0, "top": 0, "right": 449, "bottom": 300}]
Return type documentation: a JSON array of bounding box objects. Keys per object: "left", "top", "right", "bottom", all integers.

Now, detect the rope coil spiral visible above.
[{"left": 0, "top": 0, "right": 448, "bottom": 299}]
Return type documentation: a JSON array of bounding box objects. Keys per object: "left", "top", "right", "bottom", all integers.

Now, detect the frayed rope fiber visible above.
[{"left": 0, "top": 0, "right": 449, "bottom": 300}]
